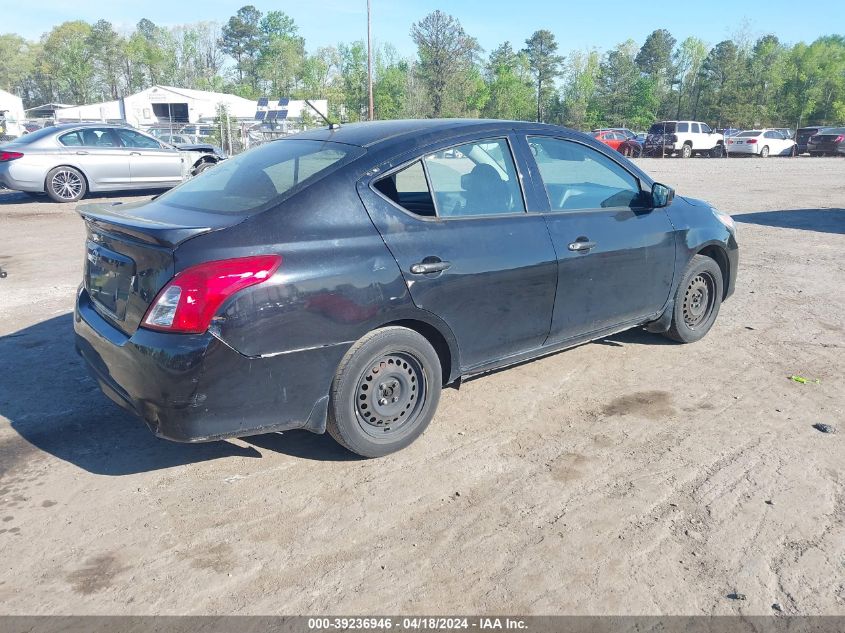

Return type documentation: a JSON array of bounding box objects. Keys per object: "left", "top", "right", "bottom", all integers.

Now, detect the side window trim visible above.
[
  {"left": 369, "top": 135, "right": 529, "bottom": 222},
  {"left": 525, "top": 135, "right": 649, "bottom": 214}
]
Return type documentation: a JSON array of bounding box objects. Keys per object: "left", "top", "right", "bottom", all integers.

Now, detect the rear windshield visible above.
[
  {"left": 649, "top": 123, "right": 676, "bottom": 134},
  {"left": 822, "top": 127, "right": 845, "bottom": 135},
  {"left": 2, "top": 125, "right": 59, "bottom": 145},
  {"left": 737, "top": 131, "right": 761, "bottom": 137},
  {"left": 156, "top": 139, "right": 363, "bottom": 214}
]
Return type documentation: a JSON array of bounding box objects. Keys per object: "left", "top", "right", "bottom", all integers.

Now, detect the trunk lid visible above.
[{"left": 78, "top": 198, "right": 244, "bottom": 335}]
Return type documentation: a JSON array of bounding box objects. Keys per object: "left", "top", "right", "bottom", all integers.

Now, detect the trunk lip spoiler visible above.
[{"left": 76, "top": 201, "right": 236, "bottom": 248}]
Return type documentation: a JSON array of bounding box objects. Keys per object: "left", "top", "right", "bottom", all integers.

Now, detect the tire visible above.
[
  {"left": 45, "top": 166, "right": 87, "bottom": 203},
  {"left": 326, "top": 326, "right": 442, "bottom": 457},
  {"left": 192, "top": 160, "right": 216, "bottom": 176},
  {"left": 789, "top": 145, "right": 798, "bottom": 157},
  {"left": 664, "top": 254, "right": 724, "bottom": 344},
  {"left": 760, "top": 145, "right": 770, "bottom": 158},
  {"left": 710, "top": 144, "right": 724, "bottom": 158},
  {"left": 681, "top": 143, "right": 692, "bottom": 159}
]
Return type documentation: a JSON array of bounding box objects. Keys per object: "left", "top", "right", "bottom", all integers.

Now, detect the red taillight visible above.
[
  {"left": 0, "top": 151, "right": 23, "bottom": 162},
  {"left": 727, "top": 139, "right": 734, "bottom": 144},
  {"left": 746, "top": 139, "right": 757, "bottom": 144},
  {"left": 142, "top": 255, "right": 282, "bottom": 334},
  {"left": 835, "top": 135, "right": 844, "bottom": 143}
]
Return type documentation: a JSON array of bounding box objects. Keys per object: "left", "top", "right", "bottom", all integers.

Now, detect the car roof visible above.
[{"left": 293, "top": 119, "right": 563, "bottom": 149}]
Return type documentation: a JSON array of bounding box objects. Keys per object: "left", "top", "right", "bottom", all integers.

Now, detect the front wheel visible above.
[
  {"left": 45, "top": 166, "right": 87, "bottom": 202},
  {"left": 192, "top": 160, "right": 216, "bottom": 176},
  {"left": 710, "top": 144, "right": 724, "bottom": 158},
  {"left": 327, "top": 326, "right": 442, "bottom": 457},
  {"left": 664, "top": 255, "right": 724, "bottom": 343}
]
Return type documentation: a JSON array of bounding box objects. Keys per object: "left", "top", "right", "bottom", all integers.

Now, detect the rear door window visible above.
[
  {"left": 77, "top": 128, "right": 119, "bottom": 147},
  {"left": 424, "top": 139, "right": 524, "bottom": 217},
  {"left": 59, "top": 131, "right": 83, "bottom": 146},
  {"left": 691, "top": 123, "right": 700, "bottom": 133},
  {"left": 374, "top": 160, "right": 436, "bottom": 217},
  {"left": 373, "top": 138, "right": 525, "bottom": 219}
]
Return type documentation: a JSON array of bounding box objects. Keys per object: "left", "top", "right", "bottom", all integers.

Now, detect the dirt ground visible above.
[{"left": 0, "top": 157, "right": 843, "bottom": 616}]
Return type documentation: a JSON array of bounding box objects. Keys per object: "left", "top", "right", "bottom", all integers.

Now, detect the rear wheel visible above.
[
  {"left": 664, "top": 255, "right": 724, "bottom": 343},
  {"left": 760, "top": 145, "right": 770, "bottom": 158},
  {"left": 45, "top": 166, "right": 86, "bottom": 203},
  {"left": 327, "top": 326, "right": 442, "bottom": 457},
  {"left": 681, "top": 143, "right": 693, "bottom": 159}
]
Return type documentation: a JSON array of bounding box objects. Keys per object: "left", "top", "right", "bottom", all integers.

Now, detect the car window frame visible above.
[
  {"left": 524, "top": 134, "right": 651, "bottom": 215},
  {"left": 70, "top": 127, "right": 122, "bottom": 149},
  {"left": 369, "top": 135, "right": 529, "bottom": 223}
]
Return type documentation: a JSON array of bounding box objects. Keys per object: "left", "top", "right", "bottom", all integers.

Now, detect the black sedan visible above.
[
  {"left": 74, "top": 119, "right": 738, "bottom": 457},
  {"left": 807, "top": 127, "right": 845, "bottom": 156}
]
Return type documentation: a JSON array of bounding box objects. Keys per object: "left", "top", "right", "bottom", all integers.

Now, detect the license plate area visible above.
[{"left": 85, "top": 241, "right": 135, "bottom": 320}]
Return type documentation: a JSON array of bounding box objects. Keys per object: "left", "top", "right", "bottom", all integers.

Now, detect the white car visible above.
[
  {"left": 726, "top": 129, "right": 797, "bottom": 157},
  {"left": 644, "top": 121, "right": 725, "bottom": 158}
]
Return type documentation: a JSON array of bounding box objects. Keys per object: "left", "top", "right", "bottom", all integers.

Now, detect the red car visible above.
[{"left": 592, "top": 130, "right": 627, "bottom": 150}]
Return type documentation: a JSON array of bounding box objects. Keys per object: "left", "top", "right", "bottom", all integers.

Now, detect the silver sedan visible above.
[{"left": 0, "top": 123, "right": 223, "bottom": 202}]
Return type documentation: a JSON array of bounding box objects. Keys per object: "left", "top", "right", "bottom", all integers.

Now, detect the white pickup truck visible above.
[{"left": 644, "top": 121, "right": 725, "bottom": 158}]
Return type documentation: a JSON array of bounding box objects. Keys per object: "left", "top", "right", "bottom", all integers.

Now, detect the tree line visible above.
[{"left": 1, "top": 6, "right": 843, "bottom": 130}]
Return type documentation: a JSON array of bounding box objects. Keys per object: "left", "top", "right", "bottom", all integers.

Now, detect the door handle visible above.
[
  {"left": 410, "top": 258, "right": 451, "bottom": 274},
  {"left": 75, "top": 151, "right": 89, "bottom": 155},
  {"left": 568, "top": 239, "right": 597, "bottom": 252},
  {"left": 129, "top": 151, "right": 142, "bottom": 156}
]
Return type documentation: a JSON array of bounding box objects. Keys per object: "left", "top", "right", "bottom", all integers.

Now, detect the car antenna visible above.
[{"left": 304, "top": 100, "right": 340, "bottom": 130}]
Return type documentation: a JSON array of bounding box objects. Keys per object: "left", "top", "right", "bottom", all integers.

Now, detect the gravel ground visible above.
[{"left": 0, "top": 156, "right": 843, "bottom": 615}]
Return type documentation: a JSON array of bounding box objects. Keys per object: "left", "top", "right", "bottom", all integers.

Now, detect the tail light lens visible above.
[
  {"left": 835, "top": 135, "right": 844, "bottom": 143},
  {"left": 0, "top": 151, "right": 23, "bottom": 162},
  {"left": 746, "top": 139, "right": 757, "bottom": 144},
  {"left": 142, "top": 255, "right": 282, "bottom": 334}
]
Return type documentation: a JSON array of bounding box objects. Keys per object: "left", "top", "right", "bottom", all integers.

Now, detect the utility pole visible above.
[{"left": 367, "top": 0, "right": 374, "bottom": 121}]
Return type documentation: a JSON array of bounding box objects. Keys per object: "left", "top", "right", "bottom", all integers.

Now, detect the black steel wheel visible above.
[
  {"left": 354, "top": 352, "right": 426, "bottom": 439},
  {"left": 327, "top": 326, "right": 442, "bottom": 457},
  {"left": 45, "top": 166, "right": 86, "bottom": 203},
  {"left": 665, "top": 254, "right": 724, "bottom": 343}
]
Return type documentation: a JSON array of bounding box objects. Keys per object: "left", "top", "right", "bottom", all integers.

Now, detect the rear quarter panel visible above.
[{"left": 174, "top": 170, "right": 416, "bottom": 359}]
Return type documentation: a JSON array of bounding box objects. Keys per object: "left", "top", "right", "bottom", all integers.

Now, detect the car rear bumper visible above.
[
  {"left": 0, "top": 162, "right": 45, "bottom": 192},
  {"left": 74, "top": 287, "right": 347, "bottom": 442},
  {"left": 726, "top": 143, "right": 758, "bottom": 154},
  {"left": 808, "top": 143, "right": 845, "bottom": 154}
]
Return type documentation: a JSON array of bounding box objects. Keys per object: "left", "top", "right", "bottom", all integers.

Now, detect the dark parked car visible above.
[
  {"left": 807, "top": 127, "right": 845, "bottom": 156},
  {"left": 796, "top": 126, "right": 832, "bottom": 154},
  {"left": 74, "top": 119, "right": 738, "bottom": 457}
]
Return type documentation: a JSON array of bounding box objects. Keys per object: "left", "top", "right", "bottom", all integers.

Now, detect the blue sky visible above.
[{"left": 7, "top": 0, "right": 844, "bottom": 58}]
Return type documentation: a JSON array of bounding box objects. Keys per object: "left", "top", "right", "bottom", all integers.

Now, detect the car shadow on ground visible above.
[
  {"left": 0, "top": 189, "right": 166, "bottom": 206},
  {"left": 0, "top": 315, "right": 372, "bottom": 474},
  {"left": 732, "top": 208, "right": 845, "bottom": 235}
]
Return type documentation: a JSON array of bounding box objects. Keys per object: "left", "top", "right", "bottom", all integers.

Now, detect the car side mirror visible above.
[{"left": 651, "top": 182, "right": 674, "bottom": 208}]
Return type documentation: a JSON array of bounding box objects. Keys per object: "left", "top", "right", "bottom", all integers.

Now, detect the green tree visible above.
[
  {"left": 482, "top": 42, "right": 534, "bottom": 121},
  {"left": 523, "top": 30, "right": 563, "bottom": 122},
  {"left": 220, "top": 5, "right": 263, "bottom": 90},
  {"left": 0, "top": 34, "right": 34, "bottom": 96},
  {"left": 410, "top": 10, "right": 481, "bottom": 117},
  {"left": 672, "top": 36, "right": 708, "bottom": 119},
  {"left": 596, "top": 39, "right": 641, "bottom": 127},
  {"left": 40, "top": 21, "right": 94, "bottom": 104},
  {"left": 87, "top": 20, "right": 124, "bottom": 99}
]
